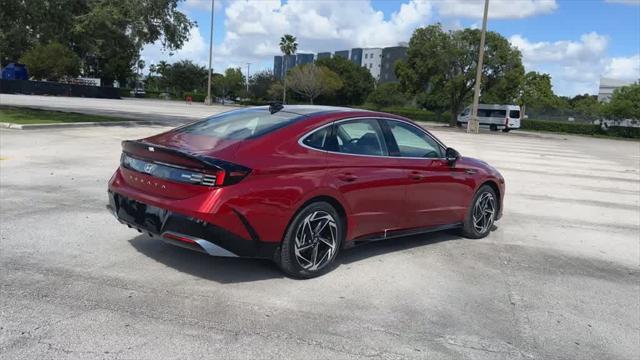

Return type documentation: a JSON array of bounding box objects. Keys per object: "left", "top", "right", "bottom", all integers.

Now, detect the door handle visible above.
[
  {"left": 409, "top": 171, "right": 425, "bottom": 180},
  {"left": 337, "top": 173, "right": 358, "bottom": 182},
  {"left": 464, "top": 169, "right": 477, "bottom": 175}
]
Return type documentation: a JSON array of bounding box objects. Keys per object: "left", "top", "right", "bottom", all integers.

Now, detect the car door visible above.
[
  {"left": 382, "top": 119, "right": 470, "bottom": 229},
  {"left": 322, "top": 118, "right": 411, "bottom": 240}
]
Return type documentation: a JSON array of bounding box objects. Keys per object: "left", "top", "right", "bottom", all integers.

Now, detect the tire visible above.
[
  {"left": 502, "top": 128, "right": 511, "bottom": 133},
  {"left": 461, "top": 185, "right": 498, "bottom": 239},
  {"left": 489, "top": 124, "right": 498, "bottom": 131},
  {"left": 278, "top": 201, "right": 343, "bottom": 278}
]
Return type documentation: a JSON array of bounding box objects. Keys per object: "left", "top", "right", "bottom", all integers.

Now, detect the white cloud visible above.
[
  {"left": 216, "top": 0, "right": 432, "bottom": 70},
  {"left": 509, "top": 32, "right": 638, "bottom": 95},
  {"left": 604, "top": 54, "right": 640, "bottom": 80},
  {"left": 436, "top": 0, "right": 557, "bottom": 19},
  {"left": 605, "top": 0, "right": 640, "bottom": 5},
  {"left": 141, "top": 27, "right": 208, "bottom": 67}
]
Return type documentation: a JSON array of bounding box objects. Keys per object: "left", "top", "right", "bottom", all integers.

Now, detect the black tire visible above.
[
  {"left": 489, "top": 124, "right": 498, "bottom": 131},
  {"left": 278, "top": 201, "right": 343, "bottom": 278},
  {"left": 502, "top": 128, "right": 511, "bottom": 133},
  {"left": 461, "top": 185, "right": 498, "bottom": 239}
]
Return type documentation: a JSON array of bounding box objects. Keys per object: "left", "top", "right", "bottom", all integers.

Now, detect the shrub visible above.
[
  {"left": 521, "top": 119, "right": 604, "bottom": 136},
  {"left": 366, "top": 83, "right": 408, "bottom": 109}
]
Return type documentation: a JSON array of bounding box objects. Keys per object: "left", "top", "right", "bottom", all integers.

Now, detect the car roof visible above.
[{"left": 252, "top": 105, "right": 371, "bottom": 117}]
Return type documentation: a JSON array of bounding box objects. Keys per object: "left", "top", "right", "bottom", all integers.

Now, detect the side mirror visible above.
[{"left": 445, "top": 147, "right": 460, "bottom": 164}]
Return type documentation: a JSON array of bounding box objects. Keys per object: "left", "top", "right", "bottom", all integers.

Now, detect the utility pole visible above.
[
  {"left": 205, "top": 0, "right": 215, "bottom": 105},
  {"left": 246, "top": 62, "right": 251, "bottom": 97},
  {"left": 468, "top": 0, "right": 489, "bottom": 133}
]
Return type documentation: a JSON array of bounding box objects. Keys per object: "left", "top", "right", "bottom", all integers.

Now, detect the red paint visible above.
[{"left": 108, "top": 108, "right": 505, "bottom": 246}]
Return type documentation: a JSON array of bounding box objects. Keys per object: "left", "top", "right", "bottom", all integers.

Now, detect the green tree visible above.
[
  {"left": 316, "top": 56, "right": 375, "bottom": 105},
  {"left": 19, "top": 43, "right": 81, "bottom": 81},
  {"left": 286, "top": 64, "right": 342, "bottom": 104},
  {"left": 249, "top": 70, "right": 276, "bottom": 100},
  {"left": 602, "top": 84, "right": 640, "bottom": 120},
  {"left": 162, "top": 60, "right": 207, "bottom": 95},
  {"left": 222, "top": 68, "right": 246, "bottom": 99},
  {"left": 518, "top": 71, "right": 561, "bottom": 114},
  {"left": 396, "top": 24, "right": 525, "bottom": 125},
  {"left": 570, "top": 94, "right": 601, "bottom": 121},
  {"left": 366, "top": 83, "right": 407, "bottom": 109},
  {"left": 1, "top": 0, "right": 193, "bottom": 85},
  {"left": 279, "top": 34, "right": 298, "bottom": 103}
]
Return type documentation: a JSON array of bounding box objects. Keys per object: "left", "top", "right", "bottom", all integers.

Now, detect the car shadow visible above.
[
  {"left": 337, "top": 230, "right": 463, "bottom": 265},
  {"left": 128, "top": 235, "right": 285, "bottom": 283},
  {"left": 128, "top": 229, "right": 471, "bottom": 283}
]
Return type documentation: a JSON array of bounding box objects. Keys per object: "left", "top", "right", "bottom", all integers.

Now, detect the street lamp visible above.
[
  {"left": 246, "top": 62, "right": 251, "bottom": 97},
  {"left": 206, "top": 0, "right": 215, "bottom": 105},
  {"left": 468, "top": 0, "right": 490, "bottom": 133}
]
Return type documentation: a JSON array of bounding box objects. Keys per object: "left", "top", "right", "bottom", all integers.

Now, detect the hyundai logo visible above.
[{"left": 144, "top": 163, "right": 155, "bottom": 173}]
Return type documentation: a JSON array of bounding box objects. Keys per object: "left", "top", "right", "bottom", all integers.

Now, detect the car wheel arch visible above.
[
  {"left": 478, "top": 180, "right": 501, "bottom": 214},
  {"left": 283, "top": 194, "right": 349, "bottom": 243}
]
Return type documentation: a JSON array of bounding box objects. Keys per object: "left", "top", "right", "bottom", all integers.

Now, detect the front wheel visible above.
[
  {"left": 461, "top": 185, "right": 498, "bottom": 239},
  {"left": 278, "top": 202, "right": 342, "bottom": 278},
  {"left": 502, "top": 128, "right": 511, "bottom": 133}
]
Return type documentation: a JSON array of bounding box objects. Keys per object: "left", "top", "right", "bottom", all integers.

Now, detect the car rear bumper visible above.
[{"left": 108, "top": 191, "right": 278, "bottom": 259}]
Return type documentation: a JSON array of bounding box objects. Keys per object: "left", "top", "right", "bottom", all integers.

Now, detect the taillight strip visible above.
[{"left": 122, "top": 153, "right": 221, "bottom": 187}]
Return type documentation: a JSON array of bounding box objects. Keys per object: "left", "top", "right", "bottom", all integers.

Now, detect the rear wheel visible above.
[
  {"left": 502, "top": 128, "right": 511, "bottom": 133},
  {"left": 461, "top": 185, "right": 497, "bottom": 239},
  {"left": 278, "top": 202, "right": 342, "bottom": 278},
  {"left": 490, "top": 124, "right": 498, "bottom": 131}
]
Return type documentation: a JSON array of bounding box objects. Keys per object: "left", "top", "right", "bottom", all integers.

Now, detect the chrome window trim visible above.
[{"left": 297, "top": 116, "right": 449, "bottom": 160}]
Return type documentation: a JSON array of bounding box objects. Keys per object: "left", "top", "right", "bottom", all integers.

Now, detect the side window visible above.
[
  {"left": 385, "top": 120, "right": 443, "bottom": 158},
  {"left": 302, "top": 126, "right": 330, "bottom": 150},
  {"left": 334, "top": 119, "right": 387, "bottom": 156}
]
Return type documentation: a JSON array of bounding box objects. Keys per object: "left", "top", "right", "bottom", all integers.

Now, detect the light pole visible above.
[
  {"left": 246, "top": 62, "right": 251, "bottom": 97},
  {"left": 468, "top": 0, "right": 489, "bottom": 133},
  {"left": 205, "top": 0, "right": 215, "bottom": 105}
]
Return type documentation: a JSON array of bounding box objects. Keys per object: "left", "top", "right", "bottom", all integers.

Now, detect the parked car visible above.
[
  {"left": 130, "top": 88, "right": 146, "bottom": 98},
  {"left": 108, "top": 105, "right": 505, "bottom": 278},
  {"left": 457, "top": 104, "right": 521, "bottom": 132}
]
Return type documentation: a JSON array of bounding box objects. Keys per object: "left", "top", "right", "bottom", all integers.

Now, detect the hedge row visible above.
[
  {"left": 521, "top": 119, "right": 640, "bottom": 139},
  {"left": 370, "top": 106, "right": 640, "bottom": 139}
]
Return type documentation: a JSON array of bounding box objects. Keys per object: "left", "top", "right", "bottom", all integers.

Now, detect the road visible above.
[
  {"left": 1, "top": 119, "right": 639, "bottom": 359},
  {"left": 0, "top": 94, "right": 230, "bottom": 124}
]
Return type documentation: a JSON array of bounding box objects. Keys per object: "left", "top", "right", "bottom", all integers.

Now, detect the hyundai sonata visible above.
[{"left": 108, "top": 105, "right": 504, "bottom": 278}]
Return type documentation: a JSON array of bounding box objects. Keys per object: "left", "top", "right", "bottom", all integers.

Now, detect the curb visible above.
[{"left": 0, "top": 120, "right": 171, "bottom": 130}]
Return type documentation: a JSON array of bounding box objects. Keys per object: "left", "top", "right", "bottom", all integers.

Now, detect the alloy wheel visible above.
[
  {"left": 472, "top": 192, "right": 496, "bottom": 234},
  {"left": 294, "top": 210, "right": 338, "bottom": 271}
]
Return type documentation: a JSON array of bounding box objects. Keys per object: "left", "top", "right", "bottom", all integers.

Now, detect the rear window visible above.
[
  {"left": 175, "top": 109, "right": 303, "bottom": 139},
  {"left": 509, "top": 110, "right": 520, "bottom": 118}
]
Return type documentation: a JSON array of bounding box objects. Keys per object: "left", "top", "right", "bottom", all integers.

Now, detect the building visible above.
[
  {"left": 598, "top": 77, "right": 638, "bottom": 102},
  {"left": 350, "top": 48, "right": 363, "bottom": 66},
  {"left": 296, "top": 53, "right": 314, "bottom": 66},
  {"left": 274, "top": 55, "right": 297, "bottom": 80},
  {"left": 361, "top": 48, "right": 383, "bottom": 81},
  {"left": 380, "top": 46, "right": 408, "bottom": 83},
  {"left": 334, "top": 50, "right": 350, "bottom": 59},
  {"left": 272, "top": 44, "right": 408, "bottom": 83}
]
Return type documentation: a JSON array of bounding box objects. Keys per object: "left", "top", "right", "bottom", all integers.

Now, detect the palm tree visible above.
[{"left": 279, "top": 34, "right": 298, "bottom": 104}]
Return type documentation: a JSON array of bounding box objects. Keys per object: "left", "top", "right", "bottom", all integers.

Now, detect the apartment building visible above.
[{"left": 272, "top": 44, "right": 408, "bottom": 82}]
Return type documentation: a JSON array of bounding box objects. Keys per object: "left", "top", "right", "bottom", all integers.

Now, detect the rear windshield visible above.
[
  {"left": 175, "top": 109, "right": 303, "bottom": 139},
  {"left": 509, "top": 110, "right": 520, "bottom": 118}
]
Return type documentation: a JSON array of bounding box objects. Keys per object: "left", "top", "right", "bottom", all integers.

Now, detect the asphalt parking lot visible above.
[{"left": 1, "top": 121, "right": 639, "bottom": 359}]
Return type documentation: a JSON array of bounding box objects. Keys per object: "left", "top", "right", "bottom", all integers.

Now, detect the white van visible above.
[{"left": 457, "top": 104, "right": 521, "bottom": 132}]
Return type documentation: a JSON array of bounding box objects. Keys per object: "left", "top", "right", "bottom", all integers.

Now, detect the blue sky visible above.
[{"left": 142, "top": 0, "right": 640, "bottom": 96}]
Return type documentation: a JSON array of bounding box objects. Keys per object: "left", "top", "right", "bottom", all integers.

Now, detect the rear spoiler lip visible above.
[{"left": 121, "top": 140, "right": 250, "bottom": 173}]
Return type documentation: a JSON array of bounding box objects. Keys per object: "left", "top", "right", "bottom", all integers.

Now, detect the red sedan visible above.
[{"left": 108, "top": 105, "right": 505, "bottom": 278}]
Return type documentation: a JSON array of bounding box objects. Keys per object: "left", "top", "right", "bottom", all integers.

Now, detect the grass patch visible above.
[{"left": 0, "top": 106, "right": 135, "bottom": 125}]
